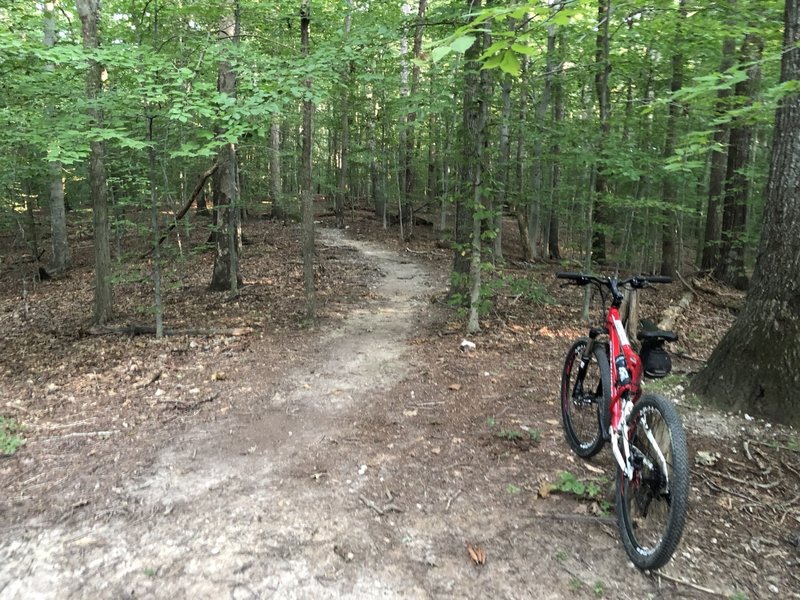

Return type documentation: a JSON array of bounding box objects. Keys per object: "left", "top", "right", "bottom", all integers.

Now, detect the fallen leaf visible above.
[
  {"left": 449, "top": 383, "right": 462, "bottom": 391},
  {"left": 431, "top": 447, "right": 441, "bottom": 455},
  {"left": 211, "top": 371, "right": 226, "bottom": 381},
  {"left": 545, "top": 419, "right": 559, "bottom": 426},
  {"left": 537, "top": 481, "right": 553, "bottom": 499},
  {"left": 584, "top": 463, "right": 605, "bottom": 475},
  {"left": 466, "top": 542, "right": 486, "bottom": 565},
  {"left": 403, "top": 409, "right": 418, "bottom": 417}
]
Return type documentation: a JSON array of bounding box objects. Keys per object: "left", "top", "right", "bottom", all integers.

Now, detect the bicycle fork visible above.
[{"left": 612, "top": 396, "right": 635, "bottom": 480}]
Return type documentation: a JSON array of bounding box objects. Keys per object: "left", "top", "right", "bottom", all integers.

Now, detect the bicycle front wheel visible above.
[
  {"left": 560, "top": 338, "right": 610, "bottom": 458},
  {"left": 616, "top": 393, "right": 689, "bottom": 570}
]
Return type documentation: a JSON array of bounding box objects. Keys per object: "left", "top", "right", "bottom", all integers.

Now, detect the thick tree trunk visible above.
[
  {"left": 76, "top": 0, "right": 112, "bottom": 325},
  {"left": 691, "top": 0, "right": 800, "bottom": 426},
  {"left": 300, "top": 0, "right": 316, "bottom": 322},
  {"left": 700, "top": 34, "right": 737, "bottom": 272},
  {"left": 209, "top": 0, "right": 241, "bottom": 293},
  {"left": 659, "top": 0, "right": 686, "bottom": 277},
  {"left": 713, "top": 34, "right": 763, "bottom": 290}
]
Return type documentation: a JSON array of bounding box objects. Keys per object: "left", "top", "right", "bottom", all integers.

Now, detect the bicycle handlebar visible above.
[{"left": 556, "top": 272, "right": 672, "bottom": 290}]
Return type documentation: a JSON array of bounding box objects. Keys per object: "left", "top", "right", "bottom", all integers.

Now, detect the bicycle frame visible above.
[{"left": 603, "top": 303, "right": 642, "bottom": 480}]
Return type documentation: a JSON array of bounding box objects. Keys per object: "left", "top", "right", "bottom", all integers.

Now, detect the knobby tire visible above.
[
  {"left": 616, "top": 393, "right": 689, "bottom": 570},
  {"left": 560, "top": 338, "right": 611, "bottom": 458}
]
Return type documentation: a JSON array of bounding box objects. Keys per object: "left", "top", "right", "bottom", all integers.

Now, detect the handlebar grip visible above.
[
  {"left": 556, "top": 272, "right": 589, "bottom": 285},
  {"left": 644, "top": 275, "right": 672, "bottom": 284}
]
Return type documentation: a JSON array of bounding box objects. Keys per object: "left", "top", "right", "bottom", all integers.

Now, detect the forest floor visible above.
[{"left": 0, "top": 210, "right": 799, "bottom": 599}]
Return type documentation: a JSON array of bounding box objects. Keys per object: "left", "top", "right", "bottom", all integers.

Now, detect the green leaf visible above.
[
  {"left": 450, "top": 35, "right": 476, "bottom": 54},
  {"left": 499, "top": 51, "right": 521, "bottom": 76},
  {"left": 431, "top": 46, "right": 452, "bottom": 63}
]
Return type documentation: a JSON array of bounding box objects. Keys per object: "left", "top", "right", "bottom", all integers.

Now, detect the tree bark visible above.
[
  {"left": 690, "top": 0, "right": 800, "bottom": 426},
  {"left": 300, "top": 0, "right": 316, "bottom": 322},
  {"left": 659, "top": 0, "right": 686, "bottom": 277},
  {"left": 494, "top": 73, "right": 512, "bottom": 263},
  {"left": 700, "top": 33, "right": 737, "bottom": 272},
  {"left": 547, "top": 25, "right": 562, "bottom": 261},
  {"left": 209, "top": 0, "right": 241, "bottom": 293},
  {"left": 713, "top": 33, "right": 763, "bottom": 290},
  {"left": 334, "top": 0, "right": 353, "bottom": 229},
  {"left": 76, "top": 0, "right": 112, "bottom": 325},
  {"left": 451, "top": 0, "right": 482, "bottom": 300},
  {"left": 44, "top": 2, "right": 69, "bottom": 273},
  {"left": 592, "top": 0, "right": 612, "bottom": 265}
]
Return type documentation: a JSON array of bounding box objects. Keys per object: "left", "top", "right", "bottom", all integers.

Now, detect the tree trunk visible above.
[
  {"left": 592, "top": 0, "right": 612, "bottom": 265},
  {"left": 494, "top": 74, "right": 512, "bottom": 263},
  {"left": 44, "top": 2, "right": 69, "bottom": 273},
  {"left": 300, "top": 0, "right": 316, "bottom": 322},
  {"left": 700, "top": 34, "right": 737, "bottom": 272},
  {"left": 334, "top": 0, "right": 353, "bottom": 229},
  {"left": 270, "top": 120, "right": 291, "bottom": 221},
  {"left": 76, "top": 0, "right": 112, "bottom": 325},
  {"left": 547, "top": 31, "right": 564, "bottom": 260},
  {"left": 713, "top": 33, "right": 763, "bottom": 290},
  {"left": 690, "top": 0, "right": 800, "bottom": 426},
  {"left": 451, "top": 0, "right": 482, "bottom": 300},
  {"left": 209, "top": 0, "right": 241, "bottom": 293},
  {"left": 659, "top": 0, "right": 686, "bottom": 277},
  {"left": 467, "top": 14, "right": 491, "bottom": 334}
]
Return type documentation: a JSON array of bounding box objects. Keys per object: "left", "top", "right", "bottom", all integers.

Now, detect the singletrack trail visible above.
[{"left": 1, "top": 230, "right": 663, "bottom": 600}]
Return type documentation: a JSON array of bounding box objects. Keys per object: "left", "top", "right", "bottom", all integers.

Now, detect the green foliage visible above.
[
  {"left": 0, "top": 417, "right": 25, "bottom": 456},
  {"left": 505, "top": 483, "right": 521, "bottom": 494},
  {"left": 553, "top": 471, "right": 608, "bottom": 511},
  {"left": 497, "top": 428, "right": 540, "bottom": 442},
  {"left": 593, "top": 580, "right": 605, "bottom": 598}
]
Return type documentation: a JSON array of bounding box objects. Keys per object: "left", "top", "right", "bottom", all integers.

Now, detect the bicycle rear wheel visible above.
[
  {"left": 616, "top": 393, "right": 689, "bottom": 570},
  {"left": 560, "top": 338, "right": 610, "bottom": 458}
]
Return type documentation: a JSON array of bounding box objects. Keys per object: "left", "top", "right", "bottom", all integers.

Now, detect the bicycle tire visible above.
[
  {"left": 560, "top": 338, "right": 610, "bottom": 458},
  {"left": 616, "top": 393, "right": 689, "bottom": 570}
]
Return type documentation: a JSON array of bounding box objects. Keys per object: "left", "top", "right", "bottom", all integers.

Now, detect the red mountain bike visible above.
[{"left": 556, "top": 272, "right": 689, "bottom": 570}]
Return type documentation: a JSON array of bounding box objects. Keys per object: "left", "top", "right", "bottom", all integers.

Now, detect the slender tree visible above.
[
  {"left": 76, "top": 0, "right": 112, "bottom": 325},
  {"left": 44, "top": 1, "right": 69, "bottom": 273},
  {"left": 691, "top": 0, "right": 800, "bottom": 426},
  {"left": 300, "top": 0, "right": 316, "bottom": 322},
  {"left": 592, "top": 0, "right": 611, "bottom": 265},
  {"left": 659, "top": 0, "right": 686, "bottom": 277}
]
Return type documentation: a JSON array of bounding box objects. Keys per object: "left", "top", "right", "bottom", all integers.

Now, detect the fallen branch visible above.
[
  {"left": 141, "top": 161, "right": 219, "bottom": 259},
  {"left": 530, "top": 512, "right": 616, "bottom": 526},
  {"left": 39, "top": 430, "right": 120, "bottom": 441},
  {"left": 652, "top": 572, "right": 726, "bottom": 597},
  {"left": 157, "top": 392, "right": 219, "bottom": 410},
  {"left": 87, "top": 325, "right": 253, "bottom": 337}
]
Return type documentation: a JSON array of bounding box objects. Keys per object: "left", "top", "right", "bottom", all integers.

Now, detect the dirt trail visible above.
[{"left": 1, "top": 230, "right": 684, "bottom": 599}]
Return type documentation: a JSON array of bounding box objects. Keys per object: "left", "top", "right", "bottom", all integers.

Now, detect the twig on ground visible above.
[
  {"left": 531, "top": 512, "right": 616, "bottom": 526},
  {"left": 446, "top": 489, "right": 462, "bottom": 511},
  {"left": 652, "top": 572, "right": 726, "bottom": 597},
  {"left": 359, "top": 494, "right": 385, "bottom": 516},
  {"left": 38, "top": 430, "right": 120, "bottom": 441},
  {"left": 700, "top": 473, "right": 760, "bottom": 503}
]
